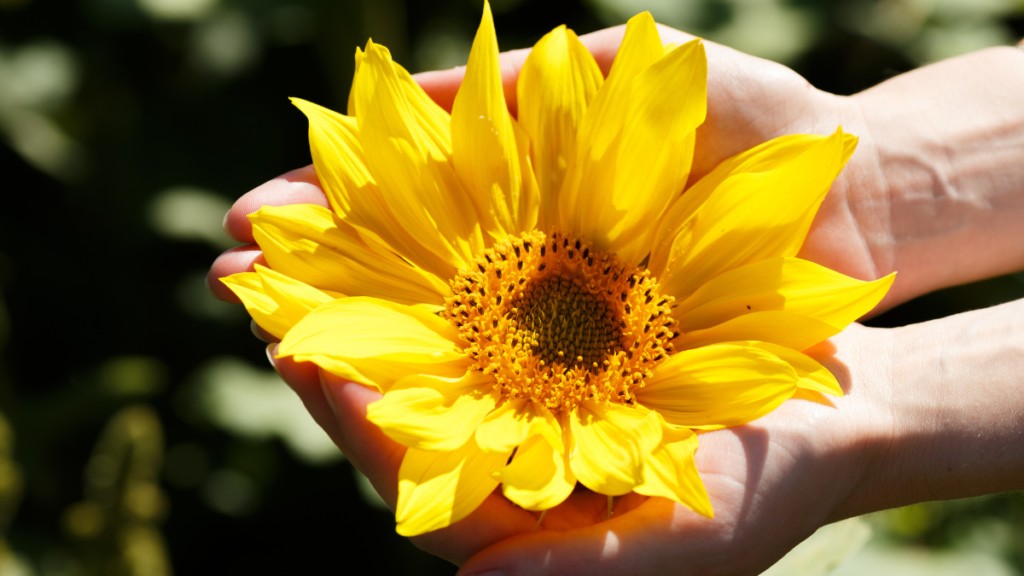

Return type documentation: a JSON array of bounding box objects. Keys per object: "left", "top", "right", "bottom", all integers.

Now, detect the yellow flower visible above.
[{"left": 223, "top": 3, "right": 893, "bottom": 536}]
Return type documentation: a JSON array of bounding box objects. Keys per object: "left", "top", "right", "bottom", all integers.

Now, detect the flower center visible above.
[
  {"left": 444, "top": 231, "right": 676, "bottom": 414},
  {"left": 508, "top": 275, "right": 623, "bottom": 369}
]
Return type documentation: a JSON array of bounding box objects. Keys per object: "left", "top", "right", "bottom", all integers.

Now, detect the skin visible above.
[{"left": 208, "top": 23, "right": 1024, "bottom": 576}]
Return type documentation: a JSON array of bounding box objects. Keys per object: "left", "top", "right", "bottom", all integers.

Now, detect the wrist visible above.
[
  {"left": 815, "top": 324, "right": 900, "bottom": 522},
  {"left": 843, "top": 301, "right": 1024, "bottom": 517},
  {"left": 845, "top": 48, "right": 1024, "bottom": 302}
]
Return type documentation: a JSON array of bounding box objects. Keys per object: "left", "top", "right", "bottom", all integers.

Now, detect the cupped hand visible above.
[
  {"left": 267, "top": 323, "right": 892, "bottom": 575},
  {"left": 207, "top": 20, "right": 899, "bottom": 574},
  {"left": 209, "top": 22, "right": 896, "bottom": 308}
]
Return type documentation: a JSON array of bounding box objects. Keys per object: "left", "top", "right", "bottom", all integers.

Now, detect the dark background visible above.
[{"left": 1, "top": 0, "right": 1022, "bottom": 574}]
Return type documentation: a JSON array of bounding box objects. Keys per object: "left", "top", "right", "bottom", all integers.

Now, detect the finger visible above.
[
  {"left": 424, "top": 490, "right": 646, "bottom": 568},
  {"left": 413, "top": 46, "right": 531, "bottom": 115},
  {"left": 318, "top": 373, "right": 404, "bottom": 507},
  {"left": 457, "top": 424, "right": 774, "bottom": 576},
  {"left": 579, "top": 23, "right": 629, "bottom": 74},
  {"left": 206, "top": 245, "right": 265, "bottom": 303},
  {"left": 410, "top": 25, "right": 626, "bottom": 114},
  {"left": 249, "top": 320, "right": 277, "bottom": 344},
  {"left": 317, "top": 373, "right": 540, "bottom": 565},
  {"left": 223, "top": 165, "right": 326, "bottom": 243},
  {"left": 414, "top": 495, "right": 537, "bottom": 566},
  {"left": 271, "top": 351, "right": 344, "bottom": 447},
  {"left": 298, "top": 368, "right": 691, "bottom": 567},
  {"left": 409, "top": 24, "right": 626, "bottom": 115},
  {"left": 411, "top": 23, "right": 700, "bottom": 115},
  {"left": 457, "top": 497, "right": 726, "bottom": 576}
]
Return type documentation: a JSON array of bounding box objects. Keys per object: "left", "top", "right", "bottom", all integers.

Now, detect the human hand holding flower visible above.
[
  {"left": 208, "top": 7, "right": 1024, "bottom": 575},
  {"left": 212, "top": 21, "right": 889, "bottom": 310},
  {"left": 400, "top": 22, "right": 1024, "bottom": 313},
  {"left": 267, "top": 322, "right": 897, "bottom": 575},
  {"left": 247, "top": 303, "right": 1024, "bottom": 576},
  {"left": 211, "top": 13, "right": 1024, "bottom": 313}
]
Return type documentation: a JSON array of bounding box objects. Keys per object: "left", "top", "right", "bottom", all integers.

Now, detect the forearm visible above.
[
  {"left": 852, "top": 298, "right": 1024, "bottom": 516},
  {"left": 848, "top": 47, "right": 1024, "bottom": 302}
]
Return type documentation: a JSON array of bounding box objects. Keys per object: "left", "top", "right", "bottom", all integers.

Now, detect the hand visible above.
[
  {"left": 210, "top": 28, "right": 1024, "bottom": 312},
  {"left": 242, "top": 294, "right": 1024, "bottom": 576},
  {"left": 209, "top": 23, "right": 889, "bottom": 309},
  {"left": 270, "top": 323, "right": 895, "bottom": 575},
  {"left": 208, "top": 18, "right": 1024, "bottom": 576},
  {"left": 449, "top": 296, "right": 1024, "bottom": 576},
  {"left": 209, "top": 22, "right": 887, "bottom": 573}
]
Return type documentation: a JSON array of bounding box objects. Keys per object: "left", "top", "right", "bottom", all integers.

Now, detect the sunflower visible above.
[{"left": 223, "top": 3, "right": 893, "bottom": 537}]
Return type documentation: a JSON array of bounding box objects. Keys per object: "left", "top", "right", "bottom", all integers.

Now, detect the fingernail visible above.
[
  {"left": 265, "top": 343, "right": 278, "bottom": 368},
  {"left": 251, "top": 319, "right": 279, "bottom": 344}
]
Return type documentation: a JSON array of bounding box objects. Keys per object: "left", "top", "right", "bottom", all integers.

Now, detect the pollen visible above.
[{"left": 443, "top": 230, "right": 677, "bottom": 414}]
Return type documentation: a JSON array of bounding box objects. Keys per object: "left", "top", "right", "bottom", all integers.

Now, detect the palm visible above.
[
  {"left": 399, "top": 393, "right": 849, "bottom": 572},
  {"left": 444, "top": 326, "right": 884, "bottom": 574},
  {"left": 335, "top": 323, "right": 880, "bottom": 569},
  {"left": 682, "top": 40, "right": 888, "bottom": 296}
]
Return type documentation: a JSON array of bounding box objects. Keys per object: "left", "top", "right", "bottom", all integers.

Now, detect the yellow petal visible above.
[
  {"left": 395, "top": 441, "right": 509, "bottom": 536},
  {"left": 517, "top": 24, "right": 602, "bottom": 227},
  {"left": 651, "top": 133, "right": 856, "bottom": 276},
  {"left": 677, "top": 256, "right": 895, "bottom": 334},
  {"left": 637, "top": 343, "right": 797, "bottom": 430},
  {"left": 290, "top": 98, "right": 457, "bottom": 278},
  {"left": 570, "top": 39, "right": 707, "bottom": 265},
  {"left": 500, "top": 434, "right": 575, "bottom": 511},
  {"left": 475, "top": 400, "right": 563, "bottom": 454},
  {"left": 289, "top": 97, "right": 373, "bottom": 218},
  {"left": 277, "top": 296, "right": 468, "bottom": 390},
  {"left": 745, "top": 340, "right": 842, "bottom": 396},
  {"left": 568, "top": 401, "right": 661, "bottom": 496},
  {"left": 353, "top": 41, "right": 450, "bottom": 153},
  {"left": 367, "top": 371, "right": 497, "bottom": 451},
  {"left": 452, "top": 0, "right": 538, "bottom": 236},
  {"left": 652, "top": 130, "right": 856, "bottom": 295},
  {"left": 250, "top": 204, "right": 450, "bottom": 306},
  {"left": 678, "top": 310, "right": 841, "bottom": 352},
  {"left": 574, "top": 11, "right": 663, "bottom": 158},
  {"left": 346, "top": 45, "right": 363, "bottom": 116},
  {"left": 353, "top": 41, "right": 482, "bottom": 272},
  {"left": 559, "top": 11, "right": 666, "bottom": 250},
  {"left": 635, "top": 425, "right": 712, "bottom": 517},
  {"left": 221, "top": 265, "right": 335, "bottom": 340}
]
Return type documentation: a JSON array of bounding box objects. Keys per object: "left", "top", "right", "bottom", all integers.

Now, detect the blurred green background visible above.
[{"left": 1, "top": 0, "right": 1022, "bottom": 574}]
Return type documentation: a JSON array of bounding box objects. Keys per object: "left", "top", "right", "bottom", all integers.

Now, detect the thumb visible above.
[{"left": 456, "top": 498, "right": 721, "bottom": 576}]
